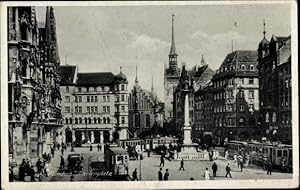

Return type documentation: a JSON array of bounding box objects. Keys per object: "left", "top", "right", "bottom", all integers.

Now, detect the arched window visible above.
[
  {"left": 79, "top": 118, "right": 82, "bottom": 124},
  {"left": 65, "top": 118, "right": 68, "bottom": 124},
  {"left": 146, "top": 115, "right": 150, "bottom": 128},
  {"left": 94, "top": 118, "right": 97, "bottom": 124},
  {"left": 84, "top": 117, "right": 87, "bottom": 124},
  {"left": 250, "top": 64, "right": 255, "bottom": 71},
  {"left": 107, "top": 117, "right": 110, "bottom": 124},
  {"left": 75, "top": 118, "right": 78, "bottom": 124},
  {"left": 103, "top": 118, "right": 106, "bottom": 124},
  {"left": 272, "top": 112, "right": 277, "bottom": 122},
  {"left": 241, "top": 64, "right": 246, "bottom": 71},
  {"left": 69, "top": 118, "right": 73, "bottom": 124},
  {"left": 98, "top": 118, "right": 101, "bottom": 124},
  {"left": 266, "top": 112, "right": 270, "bottom": 123},
  {"left": 88, "top": 118, "right": 92, "bottom": 124}
]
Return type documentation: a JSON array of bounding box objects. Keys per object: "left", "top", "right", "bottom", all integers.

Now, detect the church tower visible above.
[{"left": 164, "top": 13, "right": 180, "bottom": 122}]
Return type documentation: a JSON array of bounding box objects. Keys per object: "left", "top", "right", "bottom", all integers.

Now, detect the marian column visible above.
[{"left": 183, "top": 93, "right": 192, "bottom": 145}]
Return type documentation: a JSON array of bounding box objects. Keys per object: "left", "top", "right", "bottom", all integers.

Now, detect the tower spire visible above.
[
  {"left": 135, "top": 65, "right": 138, "bottom": 85},
  {"left": 151, "top": 75, "right": 154, "bottom": 95},
  {"left": 169, "top": 13, "right": 177, "bottom": 55},
  {"left": 263, "top": 19, "right": 266, "bottom": 38},
  {"left": 201, "top": 54, "right": 206, "bottom": 65}
]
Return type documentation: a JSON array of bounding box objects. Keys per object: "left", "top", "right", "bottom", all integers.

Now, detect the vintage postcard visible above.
[{"left": 1, "top": 1, "right": 298, "bottom": 189}]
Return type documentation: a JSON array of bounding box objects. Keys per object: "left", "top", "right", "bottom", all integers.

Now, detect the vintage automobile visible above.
[{"left": 67, "top": 153, "right": 83, "bottom": 173}]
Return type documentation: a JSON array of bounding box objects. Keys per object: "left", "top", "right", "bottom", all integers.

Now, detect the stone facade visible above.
[
  {"left": 211, "top": 50, "right": 261, "bottom": 145},
  {"left": 8, "top": 6, "right": 62, "bottom": 165},
  {"left": 257, "top": 34, "right": 292, "bottom": 144},
  {"left": 60, "top": 66, "right": 129, "bottom": 145}
]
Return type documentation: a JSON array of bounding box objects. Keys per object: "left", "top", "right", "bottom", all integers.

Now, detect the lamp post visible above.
[{"left": 71, "top": 96, "right": 75, "bottom": 151}]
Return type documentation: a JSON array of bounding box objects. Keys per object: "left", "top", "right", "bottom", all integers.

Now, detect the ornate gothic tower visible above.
[{"left": 164, "top": 14, "right": 180, "bottom": 122}]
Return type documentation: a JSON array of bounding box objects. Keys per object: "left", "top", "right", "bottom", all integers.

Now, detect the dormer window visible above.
[
  {"left": 241, "top": 64, "right": 246, "bottom": 71},
  {"left": 250, "top": 64, "right": 255, "bottom": 71}
]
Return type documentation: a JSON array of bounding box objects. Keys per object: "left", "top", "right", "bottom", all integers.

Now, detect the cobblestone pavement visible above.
[{"left": 127, "top": 152, "right": 293, "bottom": 181}]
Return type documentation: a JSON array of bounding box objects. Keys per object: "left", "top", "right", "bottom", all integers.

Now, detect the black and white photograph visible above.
[{"left": 1, "top": 1, "right": 298, "bottom": 189}]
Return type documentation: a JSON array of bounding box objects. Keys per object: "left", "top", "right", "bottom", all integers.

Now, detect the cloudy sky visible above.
[{"left": 36, "top": 3, "right": 291, "bottom": 100}]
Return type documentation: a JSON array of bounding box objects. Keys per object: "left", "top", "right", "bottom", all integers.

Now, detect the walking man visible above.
[
  {"left": 132, "top": 168, "right": 138, "bottom": 181},
  {"left": 240, "top": 159, "right": 244, "bottom": 172},
  {"left": 60, "top": 155, "right": 65, "bottom": 169},
  {"left": 179, "top": 159, "right": 185, "bottom": 171},
  {"left": 158, "top": 168, "right": 163, "bottom": 181},
  {"left": 159, "top": 155, "right": 164, "bottom": 167},
  {"left": 212, "top": 162, "right": 218, "bottom": 177},
  {"left": 267, "top": 160, "right": 272, "bottom": 175},
  {"left": 29, "top": 165, "right": 35, "bottom": 182},
  {"left": 164, "top": 169, "right": 169, "bottom": 181},
  {"left": 225, "top": 163, "right": 232, "bottom": 178}
]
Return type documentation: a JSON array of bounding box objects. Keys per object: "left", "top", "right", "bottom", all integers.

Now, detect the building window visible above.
[
  {"left": 249, "top": 90, "right": 254, "bottom": 99},
  {"left": 272, "top": 112, "right": 277, "bottom": 122},
  {"left": 95, "top": 96, "right": 97, "bottom": 102},
  {"left": 75, "top": 107, "right": 78, "bottom": 113},
  {"left": 249, "top": 78, "right": 254, "bottom": 84},
  {"left": 107, "top": 96, "right": 110, "bottom": 102},
  {"left": 98, "top": 118, "right": 101, "bottom": 124},
  {"left": 66, "top": 86, "right": 69, "bottom": 93},
  {"left": 79, "top": 107, "right": 82, "bottom": 113},
  {"left": 95, "top": 107, "right": 98, "bottom": 113},
  {"left": 79, "top": 96, "right": 82, "bottom": 102},
  {"left": 240, "top": 105, "right": 244, "bottom": 112},
  {"left": 240, "top": 90, "right": 244, "bottom": 98},
  {"left": 241, "top": 64, "right": 246, "bottom": 71},
  {"left": 65, "top": 96, "right": 70, "bottom": 103},
  {"left": 121, "top": 95, "right": 125, "bottom": 101},
  {"left": 103, "top": 96, "right": 106, "bottom": 102},
  {"left": 75, "top": 118, "right": 78, "bottom": 124},
  {"left": 90, "top": 107, "right": 94, "bottom": 113},
  {"left": 65, "top": 118, "right": 68, "bottom": 124},
  {"left": 91, "top": 96, "right": 94, "bottom": 102},
  {"left": 107, "top": 117, "right": 110, "bottom": 124},
  {"left": 121, "top": 85, "right": 125, "bottom": 91},
  {"left": 266, "top": 112, "right": 270, "bottom": 123},
  {"left": 79, "top": 118, "right": 82, "bottom": 124},
  {"left": 121, "top": 105, "right": 125, "bottom": 112},
  {"left": 88, "top": 118, "right": 91, "bottom": 124},
  {"left": 107, "top": 106, "right": 110, "bottom": 113},
  {"left": 250, "top": 64, "right": 255, "bottom": 71},
  {"left": 75, "top": 96, "right": 78, "bottom": 102},
  {"left": 121, "top": 116, "right": 125, "bottom": 124},
  {"left": 87, "top": 107, "right": 90, "bottom": 113},
  {"left": 65, "top": 107, "right": 70, "bottom": 113},
  {"left": 87, "top": 96, "right": 90, "bottom": 102}
]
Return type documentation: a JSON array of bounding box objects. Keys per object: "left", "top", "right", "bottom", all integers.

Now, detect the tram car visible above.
[
  {"left": 225, "top": 141, "right": 248, "bottom": 158},
  {"left": 104, "top": 144, "right": 129, "bottom": 176},
  {"left": 225, "top": 141, "right": 293, "bottom": 171},
  {"left": 118, "top": 139, "right": 144, "bottom": 152}
]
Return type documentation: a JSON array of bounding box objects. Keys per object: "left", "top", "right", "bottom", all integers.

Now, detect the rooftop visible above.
[
  {"left": 77, "top": 72, "right": 115, "bottom": 86},
  {"left": 60, "top": 65, "right": 76, "bottom": 85}
]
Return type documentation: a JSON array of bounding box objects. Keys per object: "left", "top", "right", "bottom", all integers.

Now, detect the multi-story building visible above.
[
  {"left": 128, "top": 68, "right": 163, "bottom": 138},
  {"left": 211, "top": 50, "right": 261, "bottom": 145},
  {"left": 257, "top": 25, "right": 292, "bottom": 144},
  {"left": 194, "top": 81, "right": 214, "bottom": 145},
  {"left": 164, "top": 14, "right": 180, "bottom": 122},
  {"left": 8, "top": 6, "right": 62, "bottom": 165},
  {"left": 60, "top": 65, "right": 129, "bottom": 145}
]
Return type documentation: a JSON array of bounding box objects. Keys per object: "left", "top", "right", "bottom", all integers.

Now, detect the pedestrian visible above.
[
  {"left": 147, "top": 149, "right": 151, "bottom": 157},
  {"left": 97, "top": 144, "right": 100, "bottom": 151},
  {"left": 179, "top": 159, "right": 184, "bottom": 171},
  {"left": 132, "top": 168, "right": 138, "bottom": 181},
  {"left": 163, "top": 169, "right": 169, "bottom": 181},
  {"left": 240, "top": 160, "right": 244, "bottom": 172},
  {"left": 9, "top": 167, "right": 14, "bottom": 182},
  {"left": 29, "top": 165, "right": 35, "bottom": 182},
  {"left": 159, "top": 155, "right": 164, "bottom": 167},
  {"left": 19, "top": 162, "right": 25, "bottom": 181},
  {"left": 158, "top": 168, "right": 163, "bottom": 181},
  {"left": 234, "top": 154, "right": 237, "bottom": 163},
  {"left": 209, "top": 151, "right": 213, "bottom": 161},
  {"left": 90, "top": 143, "right": 93, "bottom": 151},
  {"left": 203, "top": 168, "right": 210, "bottom": 180},
  {"left": 36, "top": 158, "right": 42, "bottom": 174},
  {"left": 225, "top": 150, "right": 229, "bottom": 161},
  {"left": 212, "top": 162, "right": 218, "bottom": 177},
  {"left": 225, "top": 163, "right": 232, "bottom": 178},
  {"left": 267, "top": 160, "right": 272, "bottom": 175},
  {"left": 60, "top": 156, "right": 65, "bottom": 169}
]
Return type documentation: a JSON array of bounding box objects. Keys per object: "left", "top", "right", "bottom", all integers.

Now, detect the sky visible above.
[{"left": 36, "top": 4, "right": 291, "bottom": 100}]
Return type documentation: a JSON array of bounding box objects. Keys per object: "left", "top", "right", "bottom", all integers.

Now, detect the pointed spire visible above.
[
  {"left": 151, "top": 75, "right": 154, "bottom": 95},
  {"left": 201, "top": 54, "right": 206, "bottom": 65},
  {"left": 135, "top": 65, "right": 138, "bottom": 85},
  {"left": 169, "top": 13, "right": 177, "bottom": 55},
  {"left": 263, "top": 19, "right": 266, "bottom": 38}
]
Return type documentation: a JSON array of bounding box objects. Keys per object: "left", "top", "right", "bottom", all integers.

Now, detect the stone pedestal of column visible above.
[{"left": 81, "top": 131, "right": 85, "bottom": 141}]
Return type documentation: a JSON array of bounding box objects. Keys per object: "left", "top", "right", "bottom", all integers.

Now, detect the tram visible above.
[{"left": 104, "top": 144, "right": 129, "bottom": 176}]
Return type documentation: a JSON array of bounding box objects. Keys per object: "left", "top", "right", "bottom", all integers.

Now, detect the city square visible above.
[{"left": 3, "top": 1, "right": 297, "bottom": 187}]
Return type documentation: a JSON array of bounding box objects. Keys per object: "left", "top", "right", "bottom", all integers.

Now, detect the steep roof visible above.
[
  {"left": 219, "top": 50, "right": 258, "bottom": 69},
  {"left": 60, "top": 65, "right": 76, "bottom": 85},
  {"left": 77, "top": 72, "right": 114, "bottom": 86}
]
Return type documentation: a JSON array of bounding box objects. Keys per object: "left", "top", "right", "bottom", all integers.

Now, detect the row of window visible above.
[
  {"left": 213, "top": 104, "right": 254, "bottom": 113},
  {"left": 64, "top": 106, "right": 111, "bottom": 114},
  {"left": 213, "top": 77, "right": 256, "bottom": 88},
  {"left": 213, "top": 90, "right": 255, "bottom": 100},
  {"left": 65, "top": 84, "right": 127, "bottom": 93},
  {"left": 216, "top": 64, "right": 256, "bottom": 74},
  {"left": 65, "top": 117, "right": 112, "bottom": 124},
  {"left": 65, "top": 94, "right": 128, "bottom": 103}
]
